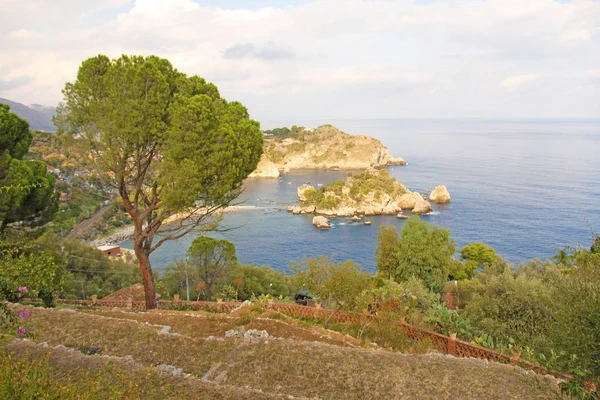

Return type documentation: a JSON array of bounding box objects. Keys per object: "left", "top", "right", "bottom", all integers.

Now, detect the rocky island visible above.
[
  {"left": 248, "top": 125, "right": 405, "bottom": 178},
  {"left": 289, "top": 169, "right": 435, "bottom": 222}
]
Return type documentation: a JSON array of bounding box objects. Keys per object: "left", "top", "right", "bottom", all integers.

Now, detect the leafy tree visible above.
[
  {"left": 375, "top": 225, "right": 400, "bottom": 279},
  {"left": 34, "top": 234, "right": 140, "bottom": 299},
  {"left": 230, "top": 264, "right": 294, "bottom": 301},
  {"left": 291, "top": 256, "right": 371, "bottom": 318},
  {"left": 551, "top": 246, "right": 576, "bottom": 267},
  {"left": 448, "top": 259, "right": 478, "bottom": 281},
  {"left": 0, "top": 104, "right": 57, "bottom": 231},
  {"left": 0, "top": 238, "right": 66, "bottom": 306},
  {"left": 460, "top": 242, "right": 497, "bottom": 267},
  {"left": 394, "top": 216, "right": 455, "bottom": 291},
  {"left": 187, "top": 237, "right": 237, "bottom": 300},
  {"left": 56, "top": 55, "right": 263, "bottom": 308}
]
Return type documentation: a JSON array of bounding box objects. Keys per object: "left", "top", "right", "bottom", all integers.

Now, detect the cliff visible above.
[
  {"left": 291, "top": 169, "right": 431, "bottom": 217},
  {"left": 255, "top": 125, "right": 405, "bottom": 175},
  {"left": 247, "top": 154, "right": 280, "bottom": 178}
]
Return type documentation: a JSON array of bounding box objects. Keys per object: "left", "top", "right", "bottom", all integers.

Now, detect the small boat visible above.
[{"left": 363, "top": 220, "right": 372, "bottom": 225}]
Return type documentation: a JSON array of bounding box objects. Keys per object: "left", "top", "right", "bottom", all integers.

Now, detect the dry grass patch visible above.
[
  {"left": 13, "top": 305, "right": 563, "bottom": 400},
  {"left": 1, "top": 340, "right": 284, "bottom": 400}
]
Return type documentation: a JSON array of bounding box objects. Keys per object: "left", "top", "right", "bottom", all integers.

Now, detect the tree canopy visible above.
[
  {"left": 375, "top": 225, "right": 400, "bottom": 279},
  {"left": 460, "top": 242, "right": 497, "bottom": 267},
  {"left": 394, "top": 217, "right": 455, "bottom": 291},
  {"left": 56, "top": 54, "right": 263, "bottom": 308},
  {"left": 0, "top": 104, "right": 57, "bottom": 231},
  {"left": 187, "top": 236, "right": 238, "bottom": 300}
]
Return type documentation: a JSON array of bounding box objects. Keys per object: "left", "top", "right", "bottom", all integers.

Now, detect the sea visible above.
[{"left": 120, "top": 119, "right": 600, "bottom": 274}]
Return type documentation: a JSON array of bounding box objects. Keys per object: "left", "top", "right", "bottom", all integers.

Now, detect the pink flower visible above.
[
  {"left": 17, "top": 293, "right": 21, "bottom": 298},
  {"left": 19, "top": 311, "right": 30, "bottom": 318},
  {"left": 18, "top": 287, "right": 28, "bottom": 293},
  {"left": 16, "top": 326, "right": 26, "bottom": 336}
]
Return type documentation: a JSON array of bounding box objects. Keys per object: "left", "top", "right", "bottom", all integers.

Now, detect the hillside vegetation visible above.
[
  {"left": 260, "top": 125, "right": 405, "bottom": 171},
  {"left": 294, "top": 169, "right": 428, "bottom": 216},
  {"left": 1, "top": 304, "right": 563, "bottom": 400}
]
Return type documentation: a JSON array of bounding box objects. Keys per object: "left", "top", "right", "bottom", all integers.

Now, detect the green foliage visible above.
[
  {"left": 464, "top": 247, "right": 600, "bottom": 381},
  {"left": 39, "top": 236, "right": 140, "bottom": 300},
  {"left": 448, "top": 259, "right": 478, "bottom": 280},
  {"left": 590, "top": 235, "right": 600, "bottom": 254},
  {"left": 187, "top": 237, "right": 237, "bottom": 300},
  {"left": 394, "top": 216, "right": 455, "bottom": 292},
  {"left": 0, "top": 104, "right": 57, "bottom": 232},
  {"left": 291, "top": 256, "right": 370, "bottom": 312},
  {"left": 358, "top": 277, "right": 437, "bottom": 324},
  {"left": 347, "top": 169, "right": 409, "bottom": 202},
  {"left": 263, "top": 127, "right": 291, "bottom": 137},
  {"left": 217, "top": 284, "right": 237, "bottom": 301},
  {"left": 230, "top": 264, "right": 294, "bottom": 301},
  {"left": 375, "top": 225, "right": 400, "bottom": 280},
  {"left": 57, "top": 54, "right": 263, "bottom": 306},
  {"left": 425, "top": 303, "right": 472, "bottom": 338},
  {"left": 0, "top": 238, "right": 66, "bottom": 304},
  {"left": 460, "top": 242, "right": 497, "bottom": 267}
]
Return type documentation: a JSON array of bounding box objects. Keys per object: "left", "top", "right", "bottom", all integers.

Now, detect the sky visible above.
[{"left": 0, "top": 0, "right": 599, "bottom": 120}]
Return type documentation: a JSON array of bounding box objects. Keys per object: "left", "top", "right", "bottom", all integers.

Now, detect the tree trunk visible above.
[{"left": 133, "top": 239, "right": 157, "bottom": 309}]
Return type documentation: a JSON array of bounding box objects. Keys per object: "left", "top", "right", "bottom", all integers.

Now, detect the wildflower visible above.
[
  {"left": 16, "top": 326, "right": 26, "bottom": 336},
  {"left": 19, "top": 311, "right": 30, "bottom": 318},
  {"left": 17, "top": 293, "right": 21, "bottom": 298},
  {"left": 18, "top": 287, "right": 28, "bottom": 293}
]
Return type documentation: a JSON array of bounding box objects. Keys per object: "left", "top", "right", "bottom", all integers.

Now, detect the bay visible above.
[{"left": 121, "top": 119, "right": 600, "bottom": 274}]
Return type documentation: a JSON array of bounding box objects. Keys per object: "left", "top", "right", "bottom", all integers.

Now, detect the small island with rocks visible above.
[
  {"left": 288, "top": 169, "right": 448, "bottom": 229},
  {"left": 248, "top": 125, "right": 405, "bottom": 178}
]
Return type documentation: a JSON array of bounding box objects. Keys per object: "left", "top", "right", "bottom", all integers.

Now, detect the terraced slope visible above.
[{"left": 3, "top": 304, "right": 563, "bottom": 399}]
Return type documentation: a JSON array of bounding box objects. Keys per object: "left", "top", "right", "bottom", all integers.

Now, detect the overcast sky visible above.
[{"left": 0, "top": 0, "right": 599, "bottom": 120}]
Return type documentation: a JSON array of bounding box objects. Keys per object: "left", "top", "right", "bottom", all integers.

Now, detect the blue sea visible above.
[{"left": 121, "top": 119, "right": 600, "bottom": 274}]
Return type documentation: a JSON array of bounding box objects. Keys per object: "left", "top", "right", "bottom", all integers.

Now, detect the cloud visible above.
[
  {"left": 0, "top": 0, "right": 599, "bottom": 118},
  {"left": 223, "top": 42, "right": 295, "bottom": 61},
  {"left": 500, "top": 74, "right": 538, "bottom": 91},
  {"left": 0, "top": 75, "right": 34, "bottom": 91}
]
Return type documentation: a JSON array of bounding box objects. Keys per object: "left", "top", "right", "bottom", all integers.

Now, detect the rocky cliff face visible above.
[
  {"left": 252, "top": 125, "right": 405, "bottom": 176},
  {"left": 248, "top": 154, "right": 280, "bottom": 178},
  {"left": 292, "top": 169, "right": 431, "bottom": 217}
]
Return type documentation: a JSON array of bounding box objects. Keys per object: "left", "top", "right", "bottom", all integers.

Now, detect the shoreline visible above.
[{"left": 88, "top": 205, "right": 260, "bottom": 247}]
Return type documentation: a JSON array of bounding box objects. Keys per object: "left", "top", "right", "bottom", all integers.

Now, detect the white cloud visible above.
[
  {"left": 0, "top": 0, "right": 599, "bottom": 118},
  {"left": 500, "top": 74, "right": 538, "bottom": 91}
]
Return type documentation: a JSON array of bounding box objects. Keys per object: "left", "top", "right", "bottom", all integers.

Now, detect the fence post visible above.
[
  {"left": 173, "top": 294, "right": 180, "bottom": 304},
  {"left": 91, "top": 295, "right": 97, "bottom": 304},
  {"left": 447, "top": 335, "right": 457, "bottom": 356}
]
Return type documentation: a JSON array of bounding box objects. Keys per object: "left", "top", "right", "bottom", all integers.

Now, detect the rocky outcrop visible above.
[
  {"left": 312, "top": 216, "right": 331, "bottom": 229},
  {"left": 397, "top": 192, "right": 425, "bottom": 209},
  {"left": 297, "top": 185, "right": 314, "bottom": 202},
  {"left": 296, "top": 169, "right": 419, "bottom": 217},
  {"left": 430, "top": 185, "right": 451, "bottom": 203},
  {"left": 412, "top": 198, "right": 433, "bottom": 214},
  {"left": 248, "top": 155, "right": 280, "bottom": 178},
  {"left": 250, "top": 125, "right": 406, "bottom": 177}
]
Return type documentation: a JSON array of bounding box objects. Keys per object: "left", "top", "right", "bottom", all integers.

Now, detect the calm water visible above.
[{"left": 122, "top": 119, "right": 600, "bottom": 274}]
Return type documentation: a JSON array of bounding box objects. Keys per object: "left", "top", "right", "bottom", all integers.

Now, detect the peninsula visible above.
[{"left": 248, "top": 125, "right": 406, "bottom": 178}]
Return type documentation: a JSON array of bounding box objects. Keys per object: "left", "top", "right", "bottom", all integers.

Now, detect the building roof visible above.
[{"left": 97, "top": 245, "right": 120, "bottom": 252}]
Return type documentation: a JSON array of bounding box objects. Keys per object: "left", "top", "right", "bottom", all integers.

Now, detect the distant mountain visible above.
[{"left": 0, "top": 98, "right": 56, "bottom": 132}]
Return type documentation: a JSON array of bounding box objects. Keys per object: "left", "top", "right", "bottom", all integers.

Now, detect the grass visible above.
[{"left": 2, "top": 304, "right": 565, "bottom": 399}]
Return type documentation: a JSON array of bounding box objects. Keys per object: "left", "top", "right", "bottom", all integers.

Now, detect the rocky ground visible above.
[{"left": 3, "top": 303, "right": 564, "bottom": 399}]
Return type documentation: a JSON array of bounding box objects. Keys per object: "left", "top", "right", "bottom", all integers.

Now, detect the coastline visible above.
[{"left": 88, "top": 205, "right": 260, "bottom": 247}]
